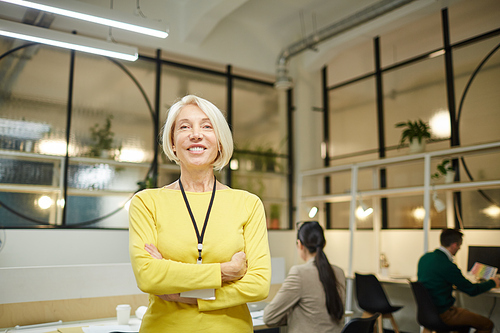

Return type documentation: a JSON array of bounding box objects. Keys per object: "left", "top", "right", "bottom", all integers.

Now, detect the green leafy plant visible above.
[
  {"left": 268, "top": 203, "right": 281, "bottom": 229},
  {"left": 137, "top": 175, "right": 157, "bottom": 191},
  {"left": 89, "top": 115, "right": 114, "bottom": 158},
  {"left": 270, "top": 203, "right": 281, "bottom": 220},
  {"left": 395, "top": 119, "right": 431, "bottom": 147},
  {"left": 432, "top": 159, "right": 454, "bottom": 180}
]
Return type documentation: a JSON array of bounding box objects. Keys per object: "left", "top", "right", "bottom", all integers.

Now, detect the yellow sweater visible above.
[{"left": 129, "top": 187, "right": 271, "bottom": 332}]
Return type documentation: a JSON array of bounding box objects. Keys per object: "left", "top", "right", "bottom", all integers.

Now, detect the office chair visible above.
[
  {"left": 410, "top": 281, "right": 470, "bottom": 333},
  {"left": 341, "top": 313, "right": 380, "bottom": 333},
  {"left": 355, "top": 273, "right": 402, "bottom": 333}
]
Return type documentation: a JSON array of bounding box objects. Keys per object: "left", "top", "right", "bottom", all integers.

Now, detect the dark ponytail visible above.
[{"left": 297, "top": 221, "right": 344, "bottom": 322}]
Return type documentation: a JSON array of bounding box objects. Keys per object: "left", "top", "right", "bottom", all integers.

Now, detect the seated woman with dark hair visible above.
[{"left": 263, "top": 221, "right": 346, "bottom": 333}]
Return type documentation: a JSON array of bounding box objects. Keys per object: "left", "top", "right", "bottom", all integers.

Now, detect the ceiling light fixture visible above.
[
  {"left": 308, "top": 206, "right": 318, "bottom": 219},
  {"left": 0, "top": 0, "right": 168, "bottom": 38},
  {"left": 430, "top": 110, "right": 451, "bottom": 139},
  {"left": 37, "top": 195, "right": 53, "bottom": 210},
  {"left": 482, "top": 205, "right": 500, "bottom": 218},
  {"left": 412, "top": 207, "right": 426, "bottom": 221},
  {"left": 356, "top": 197, "right": 373, "bottom": 219},
  {"left": 432, "top": 191, "right": 446, "bottom": 213},
  {"left": 0, "top": 19, "right": 138, "bottom": 61},
  {"left": 274, "top": 59, "right": 293, "bottom": 90}
]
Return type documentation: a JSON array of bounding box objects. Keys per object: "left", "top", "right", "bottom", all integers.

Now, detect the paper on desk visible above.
[
  {"left": 82, "top": 325, "right": 136, "bottom": 333},
  {"left": 251, "top": 309, "right": 265, "bottom": 326},
  {"left": 180, "top": 288, "right": 215, "bottom": 300}
]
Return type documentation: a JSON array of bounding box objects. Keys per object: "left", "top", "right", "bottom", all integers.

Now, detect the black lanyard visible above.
[{"left": 178, "top": 176, "right": 216, "bottom": 264}]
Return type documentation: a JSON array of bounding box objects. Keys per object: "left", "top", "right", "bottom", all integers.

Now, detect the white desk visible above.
[
  {"left": 1, "top": 317, "right": 142, "bottom": 333},
  {"left": 1, "top": 309, "right": 272, "bottom": 333}
]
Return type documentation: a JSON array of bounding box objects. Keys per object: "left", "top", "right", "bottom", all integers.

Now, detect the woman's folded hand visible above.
[
  {"left": 221, "top": 251, "right": 247, "bottom": 282},
  {"left": 145, "top": 243, "right": 163, "bottom": 259},
  {"left": 145, "top": 243, "right": 247, "bottom": 283}
]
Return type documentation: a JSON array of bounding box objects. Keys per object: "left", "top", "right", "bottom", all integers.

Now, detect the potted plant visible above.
[
  {"left": 264, "top": 147, "right": 281, "bottom": 173},
  {"left": 88, "top": 115, "right": 115, "bottom": 158},
  {"left": 137, "top": 175, "right": 157, "bottom": 191},
  {"left": 268, "top": 204, "right": 281, "bottom": 229},
  {"left": 431, "top": 159, "right": 456, "bottom": 183},
  {"left": 395, "top": 119, "right": 431, "bottom": 153}
]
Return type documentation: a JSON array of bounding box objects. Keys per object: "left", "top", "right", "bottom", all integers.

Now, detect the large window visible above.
[
  {"left": 232, "top": 79, "right": 289, "bottom": 229},
  {"left": 0, "top": 42, "right": 291, "bottom": 229},
  {"left": 322, "top": 1, "right": 500, "bottom": 229}
]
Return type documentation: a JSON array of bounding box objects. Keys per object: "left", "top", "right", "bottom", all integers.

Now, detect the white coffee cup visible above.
[
  {"left": 116, "top": 304, "right": 131, "bottom": 325},
  {"left": 135, "top": 305, "right": 147, "bottom": 320}
]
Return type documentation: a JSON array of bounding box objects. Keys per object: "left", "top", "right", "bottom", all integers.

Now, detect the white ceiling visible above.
[{"left": 0, "top": 0, "right": 461, "bottom": 77}]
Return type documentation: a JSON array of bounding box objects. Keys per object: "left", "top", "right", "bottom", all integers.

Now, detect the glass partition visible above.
[
  {"left": 387, "top": 194, "right": 447, "bottom": 229},
  {"left": 327, "top": 39, "right": 374, "bottom": 86},
  {"left": 323, "top": 1, "right": 500, "bottom": 230},
  {"left": 62, "top": 53, "right": 157, "bottom": 227},
  {"left": 452, "top": 36, "right": 500, "bottom": 147},
  {"left": 232, "top": 79, "right": 288, "bottom": 229},
  {"left": 379, "top": 10, "right": 443, "bottom": 68},
  {"left": 448, "top": 0, "right": 500, "bottom": 44},
  {"left": 384, "top": 56, "right": 448, "bottom": 157},
  {"left": 0, "top": 39, "right": 290, "bottom": 229},
  {"left": 328, "top": 77, "right": 377, "bottom": 159},
  {"left": 0, "top": 42, "right": 70, "bottom": 227}
]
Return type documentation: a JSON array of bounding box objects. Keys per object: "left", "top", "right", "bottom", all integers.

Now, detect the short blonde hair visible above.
[{"left": 161, "top": 95, "right": 233, "bottom": 171}]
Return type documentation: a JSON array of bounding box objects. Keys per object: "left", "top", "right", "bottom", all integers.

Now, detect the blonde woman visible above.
[{"left": 129, "top": 95, "right": 271, "bottom": 332}]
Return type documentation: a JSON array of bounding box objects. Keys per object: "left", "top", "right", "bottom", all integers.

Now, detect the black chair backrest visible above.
[
  {"left": 355, "top": 273, "right": 393, "bottom": 313},
  {"left": 410, "top": 281, "right": 452, "bottom": 331},
  {"left": 341, "top": 313, "right": 380, "bottom": 333}
]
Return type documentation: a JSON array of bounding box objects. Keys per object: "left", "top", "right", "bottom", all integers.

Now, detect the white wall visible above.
[
  {"left": 0, "top": 229, "right": 130, "bottom": 267},
  {"left": 1, "top": 227, "right": 499, "bottom": 308},
  {"left": 0, "top": 229, "right": 136, "bottom": 305},
  {"left": 0, "top": 263, "right": 140, "bottom": 304},
  {"left": 0, "top": 228, "right": 460, "bottom": 276},
  {"left": 268, "top": 229, "right": 500, "bottom": 278}
]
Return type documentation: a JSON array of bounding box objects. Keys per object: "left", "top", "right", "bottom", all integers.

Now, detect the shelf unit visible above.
[
  {"left": 0, "top": 149, "right": 177, "bottom": 226},
  {"left": 1, "top": 148, "right": 290, "bottom": 228},
  {"left": 297, "top": 141, "right": 500, "bottom": 311}
]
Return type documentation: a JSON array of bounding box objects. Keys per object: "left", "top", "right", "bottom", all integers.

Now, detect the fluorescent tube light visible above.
[
  {"left": 0, "top": 0, "right": 168, "bottom": 38},
  {"left": 308, "top": 206, "right": 318, "bottom": 218},
  {"left": 0, "top": 19, "right": 138, "bottom": 61}
]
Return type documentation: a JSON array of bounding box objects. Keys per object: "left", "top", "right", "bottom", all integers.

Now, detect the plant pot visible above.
[
  {"left": 269, "top": 218, "right": 279, "bottom": 229},
  {"left": 409, "top": 138, "right": 425, "bottom": 153},
  {"left": 445, "top": 170, "right": 456, "bottom": 183},
  {"left": 100, "top": 149, "right": 115, "bottom": 159}
]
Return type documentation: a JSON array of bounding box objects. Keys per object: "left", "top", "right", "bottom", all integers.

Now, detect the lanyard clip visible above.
[{"left": 197, "top": 243, "right": 203, "bottom": 264}]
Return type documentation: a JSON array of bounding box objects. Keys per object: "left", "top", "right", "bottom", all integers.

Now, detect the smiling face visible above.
[{"left": 172, "top": 104, "right": 219, "bottom": 171}]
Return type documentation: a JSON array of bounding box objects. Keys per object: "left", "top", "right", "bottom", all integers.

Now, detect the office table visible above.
[{"left": 0, "top": 306, "right": 277, "bottom": 333}]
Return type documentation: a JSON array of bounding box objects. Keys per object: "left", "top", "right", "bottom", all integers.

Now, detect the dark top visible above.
[{"left": 417, "top": 249, "right": 495, "bottom": 313}]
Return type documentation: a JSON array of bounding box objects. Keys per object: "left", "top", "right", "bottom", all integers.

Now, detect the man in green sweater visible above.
[{"left": 418, "top": 228, "right": 500, "bottom": 333}]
